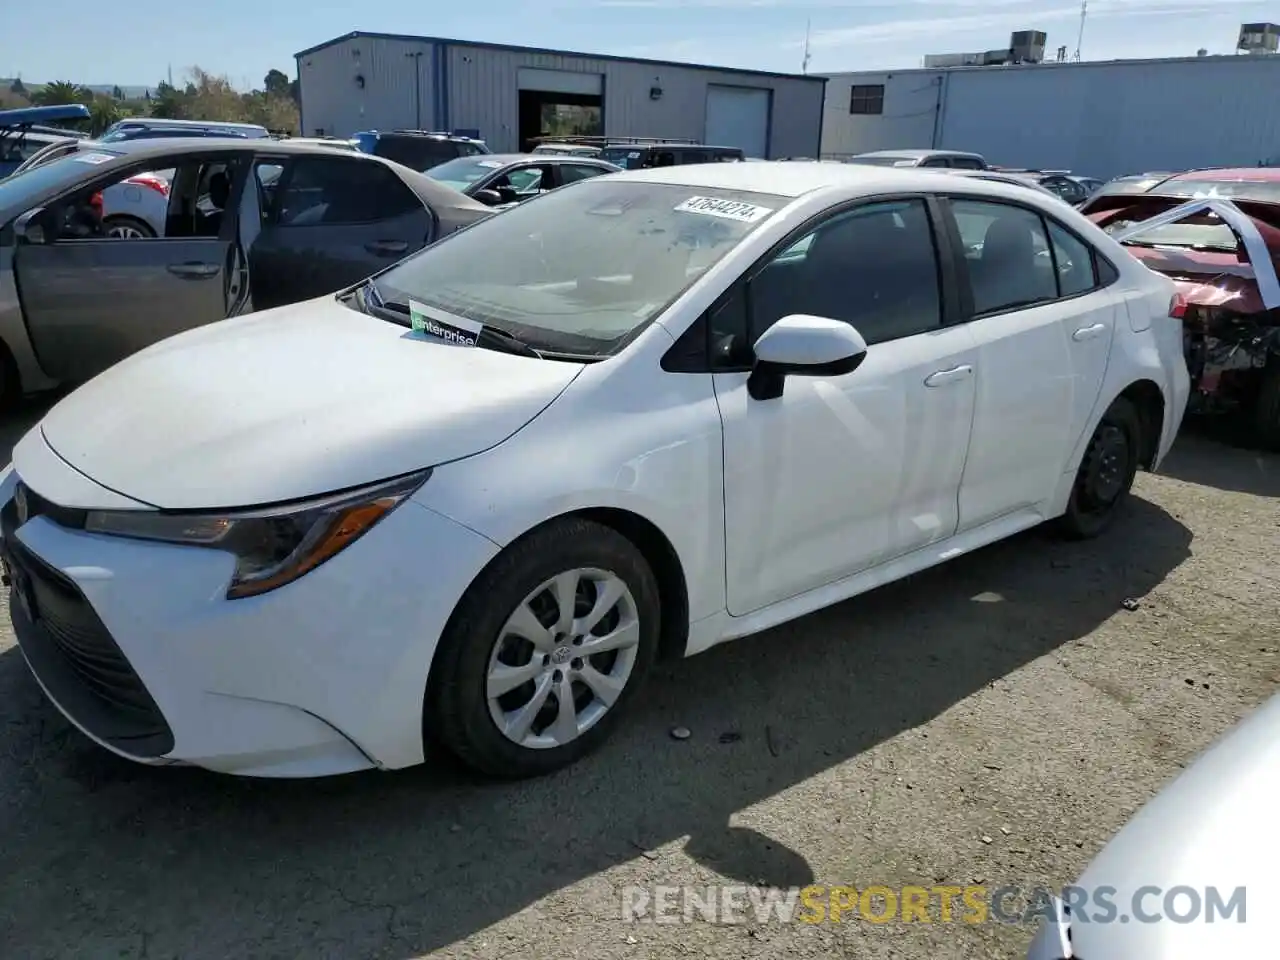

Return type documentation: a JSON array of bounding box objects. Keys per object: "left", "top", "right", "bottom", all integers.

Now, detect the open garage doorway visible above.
[{"left": 517, "top": 68, "right": 603, "bottom": 151}]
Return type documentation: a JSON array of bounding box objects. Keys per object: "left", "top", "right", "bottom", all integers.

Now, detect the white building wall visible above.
[
  {"left": 938, "top": 55, "right": 1280, "bottom": 179},
  {"left": 818, "top": 70, "right": 942, "bottom": 158},
  {"left": 297, "top": 33, "right": 825, "bottom": 158}
]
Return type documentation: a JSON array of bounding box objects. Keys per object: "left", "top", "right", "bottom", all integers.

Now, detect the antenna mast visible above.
[
  {"left": 802, "top": 19, "right": 812, "bottom": 74},
  {"left": 1073, "top": 0, "right": 1087, "bottom": 61}
]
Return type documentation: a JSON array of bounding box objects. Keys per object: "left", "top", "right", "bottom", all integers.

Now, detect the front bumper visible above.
[{"left": 1, "top": 466, "right": 499, "bottom": 777}]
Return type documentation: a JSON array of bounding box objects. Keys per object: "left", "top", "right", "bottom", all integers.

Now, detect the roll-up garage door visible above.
[{"left": 705, "top": 85, "right": 771, "bottom": 158}]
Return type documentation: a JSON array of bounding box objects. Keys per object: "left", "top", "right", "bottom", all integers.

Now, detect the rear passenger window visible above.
[
  {"left": 1046, "top": 221, "right": 1098, "bottom": 297},
  {"left": 559, "top": 164, "right": 610, "bottom": 184},
  {"left": 275, "top": 158, "right": 421, "bottom": 226},
  {"left": 1097, "top": 256, "right": 1120, "bottom": 286},
  {"left": 951, "top": 199, "right": 1057, "bottom": 315},
  {"left": 748, "top": 198, "right": 942, "bottom": 346},
  {"left": 950, "top": 157, "right": 984, "bottom": 170}
]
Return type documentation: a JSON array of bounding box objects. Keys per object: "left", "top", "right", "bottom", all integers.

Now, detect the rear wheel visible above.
[
  {"left": 427, "top": 518, "right": 660, "bottom": 779},
  {"left": 102, "top": 215, "right": 155, "bottom": 239},
  {"left": 1055, "top": 396, "right": 1141, "bottom": 540}
]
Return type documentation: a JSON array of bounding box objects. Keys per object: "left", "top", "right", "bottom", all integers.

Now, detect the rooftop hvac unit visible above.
[
  {"left": 1010, "top": 29, "right": 1047, "bottom": 63},
  {"left": 1237, "top": 22, "right": 1280, "bottom": 54}
]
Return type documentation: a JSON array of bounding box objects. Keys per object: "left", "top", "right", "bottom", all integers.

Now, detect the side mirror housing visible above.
[
  {"left": 14, "top": 206, "right": 56, "bottom": 245},
  {"left": 747, "top": 314, "right": 868, "bottom": 401},
  {"left": 473, "top": 188, "right": 503, "bottom": 207}
]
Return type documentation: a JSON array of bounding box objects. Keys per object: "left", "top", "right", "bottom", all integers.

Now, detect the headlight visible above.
[{"left": 84, "top": 469, "right": 431, "bottom": 599}]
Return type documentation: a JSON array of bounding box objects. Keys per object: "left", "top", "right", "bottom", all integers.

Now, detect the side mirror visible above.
[
  {"left": 473, "top": 188, "right": 503, "bottom": 207},
  {"left": 14, "top": 206, "right": 56, "bottom": 245},
  {"left": 747, "top": 314, "right": 868, "bottom": 401}
]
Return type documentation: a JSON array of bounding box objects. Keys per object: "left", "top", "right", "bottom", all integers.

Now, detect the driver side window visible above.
[{"left": 745, "top": 198, "right": 944, "bottom": 347}]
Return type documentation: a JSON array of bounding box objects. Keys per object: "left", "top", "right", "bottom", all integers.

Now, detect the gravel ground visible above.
[{"left": 0, "top": 405, "right": 1275, "bottom": 960}]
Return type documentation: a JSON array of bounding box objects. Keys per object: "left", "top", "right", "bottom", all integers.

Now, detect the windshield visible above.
[
  {"left": 425, "top": 156, "right": 507, "bottom": 189},
  {"left": 372, "top": 180, "right": 785, "bottom": 356},
  {"left": 0, "top": 149, "right": 116, "bottom": 203},
  {"left": 600, "top": 147, "right": 646, "bottom": 169}
]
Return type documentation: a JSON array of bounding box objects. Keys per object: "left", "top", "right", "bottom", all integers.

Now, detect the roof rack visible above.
[{"left": 389, "top": 129, "right": 479, "bottom": 139}]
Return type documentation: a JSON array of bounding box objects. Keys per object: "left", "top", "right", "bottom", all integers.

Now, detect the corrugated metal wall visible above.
[
  {"left": 447, "top": 46, "right": 822, "bottom": 156},
  {"left": 938, "top": 56, "right": 1280, "bottom": 179},
  {"left": 297, "top": 36, "right": 436, "bottom": 137},
  {"left": 819, "top": 70, "right": 942, "bottom": 158},
  {"left": 297, "top": 35, "right": 824, "bottom": 157}
]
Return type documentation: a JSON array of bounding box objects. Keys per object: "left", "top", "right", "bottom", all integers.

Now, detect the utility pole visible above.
[
  {"left": 802, "top": 20, "right": 812, "bottom": 74},
  {"left": 405, "top": 50, "right": 424, "bottom": 128},
  {"left": 1073, "top": 0, "right": 1087, "bottom": 61}
]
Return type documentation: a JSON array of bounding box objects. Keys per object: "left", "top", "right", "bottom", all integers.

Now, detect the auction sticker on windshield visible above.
[
  {"left": 409, "top": 300, "right": 482, "bottom": 347},
  {"left": 674, "top": 196, "right": 774, "bottom": 224},
  {"left": 74, "top": 153, "right": 117, "bottom": 165}
]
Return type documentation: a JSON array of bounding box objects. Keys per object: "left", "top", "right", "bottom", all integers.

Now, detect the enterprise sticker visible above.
[
  {"left": 409, "top": 300, "right": 483, "bottom": 347},
  {"left": 74, "top": 152, "right": 116, "bottom": 165},
  {"left": 674, "top": 196, "right": 774, "bottom": 223}
]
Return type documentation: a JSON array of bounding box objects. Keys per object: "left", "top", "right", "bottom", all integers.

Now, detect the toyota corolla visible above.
[{"left": 0, "top": 163, "right": 1189, "bottom": 780}]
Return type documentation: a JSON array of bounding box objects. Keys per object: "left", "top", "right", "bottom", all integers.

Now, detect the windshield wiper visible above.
[{"left": 373, "top": 298, "right": 545, "bottom": 359}]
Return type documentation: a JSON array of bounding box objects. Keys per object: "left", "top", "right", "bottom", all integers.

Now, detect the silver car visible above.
[{"left": 1027, "top": 691, "right": 1280, "bottom": 958}]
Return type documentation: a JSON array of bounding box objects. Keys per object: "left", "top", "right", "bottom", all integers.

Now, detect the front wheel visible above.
[
  {"left": 1054, "top": 396, "right": 1141, "bottom": 540},
  {"left": 427, "top": 518, "right": 660, "bottom": 779}
]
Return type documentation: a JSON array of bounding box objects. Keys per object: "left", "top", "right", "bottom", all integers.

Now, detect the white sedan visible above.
[{"left": 0, "top": 163, "right": 1189, "bottom": 780}]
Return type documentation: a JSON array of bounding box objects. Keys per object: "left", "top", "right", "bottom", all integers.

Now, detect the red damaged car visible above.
[{"left": 1079, "top": 168, "right": 1280, "bottom": 448}]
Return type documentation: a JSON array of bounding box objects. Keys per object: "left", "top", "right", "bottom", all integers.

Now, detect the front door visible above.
[
  {"left": 943, "top": 198, "right": 1113, "bottom": 531},
  {"left": 714, "top": 198, "right": 978, "bottom": 616},
  {"left": 13, "top": 156, "right": 239, "bottom": 382},
  {"left": 249, "top": 155, "right": 435, "bottom": 311}
]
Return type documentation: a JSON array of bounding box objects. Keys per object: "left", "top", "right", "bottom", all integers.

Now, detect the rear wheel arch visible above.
[{"left": 1115, "top": 378, "right": 1165, "bottom": 469}]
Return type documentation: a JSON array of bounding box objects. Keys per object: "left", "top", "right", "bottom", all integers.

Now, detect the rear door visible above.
[
  {"left": 12, "top": 154, "right": 242, "bottom": 382},
  {"left": 248, "top": 154, "right": 434, "bottom": 310}
]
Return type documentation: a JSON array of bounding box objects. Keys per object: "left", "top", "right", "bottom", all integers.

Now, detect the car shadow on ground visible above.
[
  {"left": 0, "top": 488, "right": 1192, "bottom": 958},
  {"left": 1159, "top": 418, "right": 1279, "bottom": 498}
]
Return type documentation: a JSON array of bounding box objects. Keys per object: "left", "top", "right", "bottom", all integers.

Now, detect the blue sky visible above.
[{"left": 3, "top": 0, "right": 1276, "bottom": 88}]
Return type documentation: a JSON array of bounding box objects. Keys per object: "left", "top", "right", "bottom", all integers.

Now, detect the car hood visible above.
[
  {"left": 1049, "top": 692, "right": 1280, "bottom": 958},
  {"left": 34, "top": 297, "right": 584, "bottom": 510}
]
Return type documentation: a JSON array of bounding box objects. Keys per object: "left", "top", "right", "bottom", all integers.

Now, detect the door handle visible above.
[
  {"left": 166, "top": 262, "right": 219, "bottom": 279},
  {"left": 924, "top": 364, "right": 973, "bottom": 387},
  {"left": 364, "top": 240, "right": 409, "bottom": 256},
  {"left": 1072, "top": 322, "right": 1107, "bottom": 341}
]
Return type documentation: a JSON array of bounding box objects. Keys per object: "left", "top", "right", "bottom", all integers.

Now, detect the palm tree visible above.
[{"left": 32, "top": 81, "right": 87, "bottom": 106}]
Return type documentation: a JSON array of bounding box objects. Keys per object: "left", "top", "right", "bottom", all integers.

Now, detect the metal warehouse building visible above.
[
  {"left": 294, "top": 31, "right": 826, "bottom": 158},
  {"left": 820, "top": 53, "right": 1280, "bottom": 180}
]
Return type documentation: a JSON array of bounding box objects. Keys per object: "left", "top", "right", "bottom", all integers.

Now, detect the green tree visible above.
[
  {"left": 149, "top": 80, "right": 187, "bottom": 119},
  {"left": 111, "top": 84, "right": 124, "bottom": 100},
  {"left": 88, "top": 97, "right": 121, "bottom": 135},
  {"left": 32, "top": 80, "right": 84, "bottom": 106},
  {"left": 263, "top": 69, "right": 291, "bottom": 99}
]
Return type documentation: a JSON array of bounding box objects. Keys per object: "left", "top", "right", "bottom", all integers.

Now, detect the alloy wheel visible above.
[{"left": 486, "top": 567, "right": 640, "bottom": 750}]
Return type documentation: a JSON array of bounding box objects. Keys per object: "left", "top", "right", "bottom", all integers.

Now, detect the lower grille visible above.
[{"left": 3, "top": 497, "right": 174, "bottom": 757}]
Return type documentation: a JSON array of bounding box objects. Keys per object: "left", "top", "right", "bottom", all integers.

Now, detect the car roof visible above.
[
  {"left": 854, "top": 149, "right": 981, "bottom": 159},
  {"left": 1166, "top": 167, "right": 1280, "bottom": 183},
  {"left": 65, "top": 137, "right": 375, "bottom": 159},
  {"left": 465, "top": 153, "right": 615, "bottom": 164},
  {"left": 620, "top": 160, "right": 1012, "bottom": 198},
  {"left": 111, "top": 117, "right": 264, "bottom": 130}
]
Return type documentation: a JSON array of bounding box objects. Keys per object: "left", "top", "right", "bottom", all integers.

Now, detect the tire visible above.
[
  {"left": 102, "top": 215, "right": 156, "bottom": 239},
  {"left": 0, "top": 339, "right": 21, "bottom": 414},
  {"left": 427, "top": 517, "right": 661, "bottom": 779},
  {"left": 1253, "top": 363, "right": 1280, "bottom": 452},
  {"left": 1054, "top": 396, "right": 1142, "bottom": 540}
]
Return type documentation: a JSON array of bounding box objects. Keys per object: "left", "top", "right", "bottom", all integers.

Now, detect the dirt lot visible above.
[{"left": 0, "top": 403, "right": 1275, "bottom": 960}]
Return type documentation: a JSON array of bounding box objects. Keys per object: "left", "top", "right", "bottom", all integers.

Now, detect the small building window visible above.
[{"left": 849, "top": 84, "right": 885, "bottom": 115}]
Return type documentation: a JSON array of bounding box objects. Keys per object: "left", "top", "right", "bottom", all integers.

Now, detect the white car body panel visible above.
[
  {"left": 33, "top": 297, "right": 584, "bottom": 509},
  {"left": 1, "top": 163, "right": 1191, "bottom": 776},
  {"left": 1027, "top": 692, "right": 1280, "bottom": 959}
]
